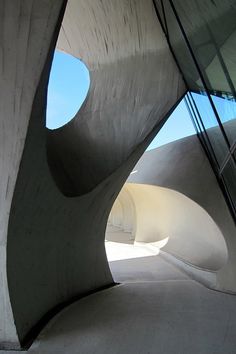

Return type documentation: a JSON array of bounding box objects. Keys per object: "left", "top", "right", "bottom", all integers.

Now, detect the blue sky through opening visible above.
[
  {"left": 46, "top": 51, "right": 90, "bottom": 129},
  {"left": 47, "top": 50, "right": 196, "bottom": 146}
]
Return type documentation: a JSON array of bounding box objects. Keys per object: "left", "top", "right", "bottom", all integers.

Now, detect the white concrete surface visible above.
[
  {"left": 127, "top": 135, "right": 236, "bottom": 293},
  {"left": 109, "top": 184, "right": 228, "bottom": 272}
]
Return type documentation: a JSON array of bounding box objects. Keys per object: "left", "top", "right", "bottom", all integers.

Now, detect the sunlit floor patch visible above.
[
  {"left": 105, "top": 225, "right": 168, "bottom": 262},
  {"left": 105, "top": 241, "right": 160, "bottom": 262}
]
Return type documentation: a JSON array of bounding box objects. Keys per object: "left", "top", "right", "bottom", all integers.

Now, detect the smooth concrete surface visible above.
[
  {"left": 127, "top": 135, "right": 236, "bottom": 292},
  {"left": 110, "top": 255, "right": 189, "bottom": 283},
  {"left": 10, "top": 238, "right": 235, "bottom": 353},
  {"left": 105, "top": 225, "right": 134, "bottom": 245},
  {"left": 109, "top": 184, "right": 228, "bottom": 271},
  {"left": 1, "top": 0, "right": 236, "bottom": 351},
  {"left": 0, "top": 0, "right": 65, "bottom": 348},
  {"left": 51, "top": 0, "right": 185, "bottom": 195},
  {"left": 105, "top": 235, "right": 227, "bottom": 288},
  {"left": 27, "top": 280, "right": 236, "bottom": 354},
  {"left": 2, "top": 225, "right": 236, "bottom": 353},
  {"left": 105, "top": 226, "right": 217, "bottom": 288},
  {"left": 0, "top": 0, "right": 185, "bottom": 348},
  {"left": 159, "top": 250, "right": 218, "bottom": 291}
]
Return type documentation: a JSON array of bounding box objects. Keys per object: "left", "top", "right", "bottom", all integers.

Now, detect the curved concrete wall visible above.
[
  {"left": 128, "top": 135, "right": 236, "bottom": 292},
  {"left": 0, "top": 0, "right": 65, "bottom": 349},
  {"left": 110, "top": 183, "right": 228, "bottom": 272},
  {"left": 0, "top": 0, "right": 185, "bottom": 349},
  {"left": 49, "top": 0, "right": 185, "bottom": 196},
  {"left": 109, "top": 186, "right": 136, "bottom": 236},
  {"left": 0, "top": 0, "right": 235, "bottom": 350},
  {"left": 109, "top": 199, "right": 123, "bottom": 228}
]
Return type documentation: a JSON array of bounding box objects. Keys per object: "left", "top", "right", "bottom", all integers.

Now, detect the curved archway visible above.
[
  {"left": 108, "top": 199, "right": 123, "bottom": 228},
  {"left": 108, "top": 183, "right": 228, "bottom": 272}
]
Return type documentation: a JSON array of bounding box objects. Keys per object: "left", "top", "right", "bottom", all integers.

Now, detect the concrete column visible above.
[{"left": 0, "top": 0, "right": 65, "bottom": 349}]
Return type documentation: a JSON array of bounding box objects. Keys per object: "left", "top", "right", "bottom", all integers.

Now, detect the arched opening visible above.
[
  {"left": 105, "top": 96, "right": 229, "bottom": 286},
  {"left": 107, "top": 183, "right": 228, "bottom": 270}
]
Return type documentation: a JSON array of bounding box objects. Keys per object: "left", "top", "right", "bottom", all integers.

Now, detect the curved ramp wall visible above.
[
  {"left": 110, "top": 184, "right": 228, "bottom": 272},
  {"left": 128, "top": 135, "right": 236, "bottom": 292}
]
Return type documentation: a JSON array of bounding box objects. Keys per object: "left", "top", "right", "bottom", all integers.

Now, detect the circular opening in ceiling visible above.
[{"left": 46, "top": 50, "right": 90, "bottom": 130}]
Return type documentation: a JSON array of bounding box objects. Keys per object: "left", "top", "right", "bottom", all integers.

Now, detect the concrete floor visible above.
[
  {"left": 2, "top": 229, "right": 236, "bottom": 353},
  {"left": 109, "top": 255, "right": 189, "bottom": 283},
  {"left": 28, "top": 281, "right": 236, "bottom": 354}
]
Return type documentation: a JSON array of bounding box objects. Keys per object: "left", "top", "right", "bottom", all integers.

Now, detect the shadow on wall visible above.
[{"left": 108, "top": 183, "right": 228, "bottom": 272}]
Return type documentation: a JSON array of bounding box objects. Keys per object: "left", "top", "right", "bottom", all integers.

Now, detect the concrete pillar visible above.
[{"left": 0, "top": 0, "right": 65, "bottom": 348}]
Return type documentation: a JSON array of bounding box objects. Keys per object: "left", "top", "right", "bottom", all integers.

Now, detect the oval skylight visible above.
[{"left": 46, "top": 51, "right": 90, "bottom": 129}]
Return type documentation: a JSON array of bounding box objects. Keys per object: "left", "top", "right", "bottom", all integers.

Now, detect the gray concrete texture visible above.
[
  {"left": 28, "top": 280, "right": 236, "bottom": 354},
  {"left": 0, "top": 0, "right": 185, "bottom": 348},
  {"left": 0, "top": 0, "right": 65, "bottom": 349},
  {"left": 1, "top": 0, "right": 236, "bottom": 350},
  {"left": 50, "top": 0, "right": 185, "bottom": 195},
  {"left": 3, "top": 238, "right": 236, "bottom": 353}
]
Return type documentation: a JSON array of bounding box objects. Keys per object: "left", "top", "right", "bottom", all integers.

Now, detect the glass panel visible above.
[
  {"left": 191, "top": 92, "right": 229, "bottom": 166},
  {"left": 163, "top": 0, "right": 204, "bottom": 91},
  {"left": 221, "top": 158, "right": 236, "bottom": 210},
  {"left": 173, "top": 0, "right": 236, "bottom": 95},
  {"left": 153, "top": 0, "right": 167, "bottom": 35},
  {"left": 185, "top": 94, "right": 218, "bottom": 166},
  {"left": 219, "top": 29, "right": 236, "bottom": 93},
  {"left": 211, "top": 94, "right": 236, "bottom": 146},
  {"left": 185, "top": 102, "right": 200, "bottom": 134},
  {"left": 203, "top": 54, "right": 231, "bottom": 95},
  {"left": 186, "top": 94, "right": 204, "bottom": 134}
]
